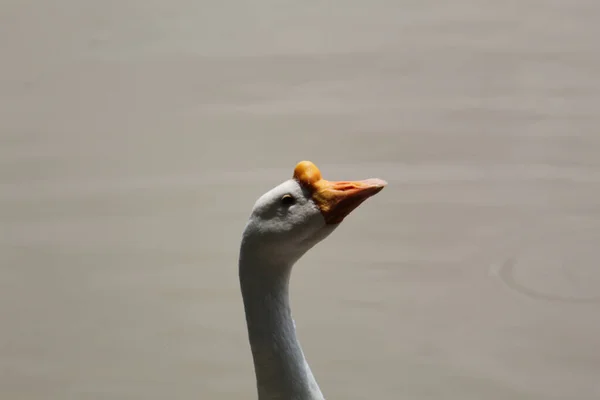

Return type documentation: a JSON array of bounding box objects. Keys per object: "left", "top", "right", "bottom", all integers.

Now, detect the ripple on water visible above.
[{"left": 494, "top": 223, "right": 600, "bottom": 304}]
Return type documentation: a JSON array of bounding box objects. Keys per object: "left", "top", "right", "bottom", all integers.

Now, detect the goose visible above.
[{"left": 239, "top": 160, "right": 387, "bottom": 400}]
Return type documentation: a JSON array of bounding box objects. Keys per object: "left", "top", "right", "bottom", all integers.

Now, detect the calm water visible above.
[{"left": 1, "top": 1, "right": 599, "bottom": 399}]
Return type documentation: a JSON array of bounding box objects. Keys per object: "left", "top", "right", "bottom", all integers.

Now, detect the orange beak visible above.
[{"left": 293, "top": 161, "right": 387, "bottom": 224}]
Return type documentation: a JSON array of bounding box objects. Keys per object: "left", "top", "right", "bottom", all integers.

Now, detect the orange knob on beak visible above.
[{"left": 293, "top": 161, "right": 387, "bottom": 224}]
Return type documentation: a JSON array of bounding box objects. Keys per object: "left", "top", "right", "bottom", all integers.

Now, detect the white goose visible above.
[{"left": 239, "top": 161, "right": 387, "bottom": 400}]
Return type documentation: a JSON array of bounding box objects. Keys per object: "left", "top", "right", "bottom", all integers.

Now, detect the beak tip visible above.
[{"left": 366, "top": 178, "right": 388, "bottom": 189}]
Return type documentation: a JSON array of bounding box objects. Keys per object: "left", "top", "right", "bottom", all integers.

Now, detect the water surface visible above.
[{"left": 1, "top": 1, "right": 599, "bottom": 399}]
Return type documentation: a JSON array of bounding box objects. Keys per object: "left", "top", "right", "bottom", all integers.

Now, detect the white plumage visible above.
[{"left": 238, "top": 161, "right": 386, "bottom": 400}]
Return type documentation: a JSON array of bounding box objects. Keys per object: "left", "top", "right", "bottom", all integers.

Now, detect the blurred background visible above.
[{"left": 1, "top": 1, "right": 599, "bottom": 399}]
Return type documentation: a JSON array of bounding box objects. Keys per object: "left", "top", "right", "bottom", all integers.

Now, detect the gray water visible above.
[{"left": 1, "top": 1, "right": 599, "bottom": 399}]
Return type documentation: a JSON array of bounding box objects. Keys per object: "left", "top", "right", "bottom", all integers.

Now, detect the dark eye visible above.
[{"left": 281, "top": 194, "right": 295, "bottom": 206}]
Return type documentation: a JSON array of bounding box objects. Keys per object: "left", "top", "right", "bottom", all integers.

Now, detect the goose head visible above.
[{"left": 241, "top": 161, "right": 387, "bottom": 268}]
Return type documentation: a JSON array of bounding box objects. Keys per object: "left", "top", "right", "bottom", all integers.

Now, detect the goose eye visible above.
[{"left": 281, "top": 194, "right": 295, "bottom": 206}]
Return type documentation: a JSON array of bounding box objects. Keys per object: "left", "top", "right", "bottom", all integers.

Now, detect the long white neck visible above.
[{"left": 239, "top": 244, "right": 325, "bottom": 400}]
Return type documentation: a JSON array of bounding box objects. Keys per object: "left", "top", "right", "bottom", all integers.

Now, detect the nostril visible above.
[{"left": 334, "top": 183, "right": 358, "bottom": 191}]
